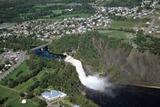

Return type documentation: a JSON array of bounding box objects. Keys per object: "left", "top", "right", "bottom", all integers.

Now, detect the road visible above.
[
  {"left": 0, "top": 84, "right": 19, "bottom": 93},
  {"left": 144, "top": 8, "right": 158, "bottom": 35},
  {"left": 144, "top": 16, "right": 156, "bottom": 35}
]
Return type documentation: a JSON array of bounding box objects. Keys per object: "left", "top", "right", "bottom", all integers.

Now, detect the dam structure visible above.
[
  {"left": 32, "top": 44, "right": 110, "bottom": 91},
  {"left": 32, "top": 45, "right": 66, "bottom": 61}
]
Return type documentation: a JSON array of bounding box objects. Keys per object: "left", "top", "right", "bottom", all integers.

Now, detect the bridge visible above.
[
  {"left": 31, "top": 44, "right": 66, "bottom": 60},
  {"left": 31, "top": 43, "right": 50, "bottom": 51}
]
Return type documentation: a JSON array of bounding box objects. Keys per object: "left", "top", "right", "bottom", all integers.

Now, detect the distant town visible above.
[{"left": 0, "top": 0, "right": 159, "bottom": 41}]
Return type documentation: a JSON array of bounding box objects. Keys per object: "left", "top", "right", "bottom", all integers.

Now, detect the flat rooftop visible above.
[{"left": 41, "top": 90, "right": 66, "bottom": 101}]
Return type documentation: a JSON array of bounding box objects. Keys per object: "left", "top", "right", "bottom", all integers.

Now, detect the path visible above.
[{"left": 0, "top": 84, "right": 19, "bottom": 93}]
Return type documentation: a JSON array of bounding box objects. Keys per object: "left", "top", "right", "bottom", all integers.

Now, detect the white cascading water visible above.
[{"left": 64, "top": 55, "right": 111, "bottom": 91}]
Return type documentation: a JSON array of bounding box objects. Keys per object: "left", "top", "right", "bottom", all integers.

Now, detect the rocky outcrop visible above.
[{"left": 93, "top": 37, "right": 160, "bottom": 87}]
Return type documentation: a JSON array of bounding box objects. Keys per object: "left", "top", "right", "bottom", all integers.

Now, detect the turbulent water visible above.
[{"left": 64, "top": 55, "right": 111, "bottom": 91}]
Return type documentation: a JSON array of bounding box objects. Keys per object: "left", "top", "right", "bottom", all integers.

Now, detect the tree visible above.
[
  {"left": 19, "top": 92, "right": 25, "bottom": 98},
  {"left": 37, "top": 99, "right": 47, "bottom": 107}
]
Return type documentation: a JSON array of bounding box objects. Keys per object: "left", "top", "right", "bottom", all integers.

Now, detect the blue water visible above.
[
  {"left": 86, "top": 85, "right": 160, "bottom": 107},
  {"left": 33, "top": 46, "right": 66, "bottom": 60}
]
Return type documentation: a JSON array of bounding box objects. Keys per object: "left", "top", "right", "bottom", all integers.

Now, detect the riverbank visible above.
[
  {"left": 126, "top": 84, "right": 160, "bottom": 89},
  {"left": 114, "top": 81, "right": 160, "bottom": 89}
]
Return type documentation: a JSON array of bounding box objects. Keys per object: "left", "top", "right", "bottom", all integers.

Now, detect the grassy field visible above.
[
  {"left": 43, "top": 13, "right": 91, "bottom": 20},
  {"left": 15, "top": 68, "right": 56, "bottom": 92},
  {"left": 99, "top": 29, "right": 131, "bottom": 39},
  {"left": 111, "top": 20, "right": 138, "bottom": 29},
  {"left": 110, "top": 19, "right": 149, "bottom": 29},
  {"left": 1, "top": 62, "right": 30, "bottom": 82},
  {"left": 0, "top": 85, "right": 38, "bottom": 107}
]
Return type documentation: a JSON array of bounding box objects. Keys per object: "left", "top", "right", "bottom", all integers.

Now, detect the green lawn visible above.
[
  {"left": 111, "top": 20, "right": 137, "bottom": 29},
  {"left": 15, "top": 68, "right": 56, "bottom": 92},
  {"left": 15, "top": 78, "right": 35, "bottom": 92},
  {"left": 0, "top": 85, "right": 38, "bottom": 107},
  {"left": 2, "top": 62, "right": 30, "bottom": 82},
  {"left": 111, "top": 19, "right": 150, "bottom": 30},
  {"left": 99, "top": 29, "right": 131, "bottom": 39}
]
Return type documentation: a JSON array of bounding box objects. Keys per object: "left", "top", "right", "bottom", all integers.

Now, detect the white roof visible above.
[
  {"left": 21, "top": 99, "right": 27, "bottom": 104},
  {"left": 41, "top": 90, "right": 66, "bottom": 101}
]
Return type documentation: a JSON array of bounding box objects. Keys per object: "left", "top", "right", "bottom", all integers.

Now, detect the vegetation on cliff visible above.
[{"left": 133, "top": 31, "right": 160, "bottom": 55}]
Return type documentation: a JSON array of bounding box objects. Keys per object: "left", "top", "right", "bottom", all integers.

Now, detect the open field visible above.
[
  {"left": 0, "top": 85, "right": 38, "bottom": 107},
  {"left": 15, "top": 68, "right": 56, "bottom": 92},
  {"left": 110, "top": 19, "right": 149, "bottom": 29},
  {"left": 98, "top": 29, "right": 132, "bottom": 39},
  {"left": 1, "top": 62, "right": 30, "bottom": 85}
]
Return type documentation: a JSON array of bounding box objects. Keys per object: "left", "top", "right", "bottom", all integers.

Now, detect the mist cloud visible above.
[{"left": 65, "top": 55, "right": 111, "bottom": 91}]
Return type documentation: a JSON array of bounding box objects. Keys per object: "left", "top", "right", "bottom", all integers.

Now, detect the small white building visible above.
[{"left": 21, "top": 99, "right": 27, "bottom": 104}]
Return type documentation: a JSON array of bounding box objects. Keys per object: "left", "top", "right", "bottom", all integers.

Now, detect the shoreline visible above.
[
  {"left": 117, "top": 83, "right": 160, "bottom": 89},
  {"left": 129, "top": 84, "right": 160, "bottom": 89}
]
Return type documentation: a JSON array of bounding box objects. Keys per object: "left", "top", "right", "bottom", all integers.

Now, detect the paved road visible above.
[
  {"left": 145, "top": 16, "right": 156, "bottom": 35},
  {"left": 144, "top": 9, "right": 157, "bottom": 35}
]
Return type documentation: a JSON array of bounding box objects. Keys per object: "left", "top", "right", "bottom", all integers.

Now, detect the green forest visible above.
[
  {"left": 133, "top": 31, "right": 160, "bottom": 55},
  {"left": 98, "top": 0, "right": 142, "bottom": 7},
  {"left": 0, "top": 0, "right": 95, "bottom": 23}
]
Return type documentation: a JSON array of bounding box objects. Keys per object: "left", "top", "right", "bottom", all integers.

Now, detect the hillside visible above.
[{"left": 49, "top": 31, "right": 160, "bottom": 87}]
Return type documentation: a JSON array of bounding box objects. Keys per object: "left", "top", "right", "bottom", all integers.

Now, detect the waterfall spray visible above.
[{"left": 64, "top": 55, "right": 111, "bottom": 91}]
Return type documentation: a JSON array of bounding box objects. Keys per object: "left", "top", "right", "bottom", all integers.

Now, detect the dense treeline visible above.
[
  {"left": 25, "top": 55, "right": 81, "bottom": 96},
  {"left": 0, "top": 0, "right": 94, "bottom": 7},
  {"left": 49, "top": 32, "right": 101, "bottom": 71},
  {"left": 0, "top": 97, "right": 8, "bottom": 106},
  {"left": 73, "top": 3, "right": 95, "bottom": 14},
  {"left": 0, "top": 0, "right": 95, "bottom": 23},
  {"left": 50, "top": 31, "right": 131, "bottom": 72},
  {"left": 101, "top": 0, "right": 142, "bottom": 7},
  {"left": 133, "top": 31, "right": 160, "bottom": 55},
  {"left": 24, "top": 54, "right": 97, "bottom": 106},
  {"left": 0, "top": 35, "right": 45, "bottom": 51}
]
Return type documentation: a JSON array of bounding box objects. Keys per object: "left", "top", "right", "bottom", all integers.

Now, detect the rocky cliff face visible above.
[{"left": 93, "top": 37, "right": 160, "bottom": 87}]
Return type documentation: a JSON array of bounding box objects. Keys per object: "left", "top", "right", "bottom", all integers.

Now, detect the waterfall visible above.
[{"left": 65, "top": 55, "right": 111, "bottom": 91}]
